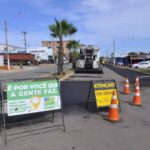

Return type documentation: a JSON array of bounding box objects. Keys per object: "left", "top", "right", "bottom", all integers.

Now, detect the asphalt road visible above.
[
  {"left": 105, "top": 64, "right": 150, "bottom": 86},
  {"left": 0, "top": 66, "right": 150, "bottom": 150},
  {"left": 0, "top": 64, "right": 70, "bottom": 80}
]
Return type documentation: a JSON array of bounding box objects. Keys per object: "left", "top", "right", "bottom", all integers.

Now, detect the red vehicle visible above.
[{"left": 0, "top": 53, "right": 40, "bottom": 65}]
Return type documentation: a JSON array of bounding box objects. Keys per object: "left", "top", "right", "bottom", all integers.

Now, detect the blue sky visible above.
[{"left": 0, "top": 0, "right": 150, "bottom": 56}]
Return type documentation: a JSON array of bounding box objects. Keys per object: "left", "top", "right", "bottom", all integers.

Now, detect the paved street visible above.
[
  {"left": 0, "top": 64, "right": 70, "bottom": 80},
  {"left": 105, "top": 64, "right": 150, "bottom": 87},
  {"left": 0, "top": 67, "right": 150, "bottom": 150}
]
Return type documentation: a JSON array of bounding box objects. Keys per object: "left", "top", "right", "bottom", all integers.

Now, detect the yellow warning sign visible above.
[{"left": 93, "top": 80, "right": 118, "bottom": 108}]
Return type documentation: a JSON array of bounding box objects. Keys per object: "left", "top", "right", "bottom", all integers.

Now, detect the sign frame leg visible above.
[
  {"left": 57, "top": 79, "right": 65, "bottom": 132},
  {"left": 114, "top": 80, "right": 122, "bottom": 112},
  {"left": 0, "top": 82, "right": 7, "bottom": 145},
  {"left": 85, "top": 81, "right": 92, "bottom": 110}
]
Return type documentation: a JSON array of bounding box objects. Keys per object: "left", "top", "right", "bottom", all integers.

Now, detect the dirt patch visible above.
[
  {"left": 0, "top": 65, "right": 16, "bottom": 70},
  {"left": 48, "top": 69, "right": 74, "bottom": 80}
]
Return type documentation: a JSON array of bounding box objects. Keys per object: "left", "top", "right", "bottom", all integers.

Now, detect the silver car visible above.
[{"left": 132, "top": 61, "right": 150, "bottom": 69}]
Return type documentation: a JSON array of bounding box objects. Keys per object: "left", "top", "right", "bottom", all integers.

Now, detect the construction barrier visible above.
[
  {"left": 131, "top": 81, "right": 142, "bottom": 106},
  {"left": 105, "top": 91, "right": 121, "bottom": 122},
  {"left": 123, "top": 77, "right": 131, "bottom": 95}
]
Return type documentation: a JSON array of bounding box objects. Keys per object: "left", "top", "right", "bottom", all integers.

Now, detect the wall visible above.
[{"left": 0, "top": 55, "right": 4, "bottom": 66}]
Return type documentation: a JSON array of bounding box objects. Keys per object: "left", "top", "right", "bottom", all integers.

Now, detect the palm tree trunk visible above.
[{"left": 57, "top": 37, "right": 64, "bottom": 74}]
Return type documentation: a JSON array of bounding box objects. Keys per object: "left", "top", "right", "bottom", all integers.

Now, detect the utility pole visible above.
[
  {"left": 113, "top": 40, "right": 116, "bottom": 66},
  {"left": 22, "top": 31, "right": 27, "bottom": 52},
  {"left": 106, "top": 49, "right": 108, "bottom": 58},
  {"left": 4, "top": 21, "right": 10, "bottom": 70}
]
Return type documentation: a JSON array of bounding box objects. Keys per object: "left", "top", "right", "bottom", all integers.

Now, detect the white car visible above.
[{"left": 132, "top": 61, "right": 150, "bottom": 69}]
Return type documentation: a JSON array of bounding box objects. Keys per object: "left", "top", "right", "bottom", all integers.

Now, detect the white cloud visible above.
[
  {"left": 81, "top": 0, "right": 113, "bottom": 11},
  {"left": 26, "top": 0, "right": 150, "bottom": 38},
  {"left": 1, "top": 0, "right": 150, "bottom": 52}
]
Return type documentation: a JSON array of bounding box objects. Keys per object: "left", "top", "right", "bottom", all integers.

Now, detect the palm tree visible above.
[
  {"left": 67, "top": 40, "right": 80, "bottom": 68},
  {"left": 49, "top": 19, "right": 77, "bottom": 74}
]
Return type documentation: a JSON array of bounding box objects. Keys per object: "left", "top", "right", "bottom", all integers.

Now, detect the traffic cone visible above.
[
  {"left": 131, "top": 82, "right": 142, "bottom": 106},
  {"left": 123, "top": 77, "right": 130, "bottom": 94},
  {"left": 105, "top": 91, "right": 121, "bottom": 122},
  {"left": 135, "top": 77, "right": 139, "bottom": 86}
]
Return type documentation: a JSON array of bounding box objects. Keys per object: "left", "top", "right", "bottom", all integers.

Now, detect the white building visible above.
[
  {"left": 0, "top": 43, "right": 24, "bottom": 53},
  {"left": 0, "top": 55, "right": 4, "bottom": 66},
  {"left": 27, "top": 47, "right": 53, "bottom": 61}
]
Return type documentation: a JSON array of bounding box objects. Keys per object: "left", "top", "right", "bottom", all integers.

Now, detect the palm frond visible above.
[
  {"left": 50, "top": 33, "right": 57, "bottom": 38},
  {"left": 65, "top": 23, "right": 77, "bottom": 35},
  {"left": 49, "top": 25, "right": 56, "bottom": 32}
]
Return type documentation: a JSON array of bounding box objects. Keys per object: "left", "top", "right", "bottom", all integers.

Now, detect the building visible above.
[
  {"left": 0, "top": 43, "right": 24, "bottom": 53},
  {"left": 110, "top": 52, "right": 150, "bottom": 66},
  {"left": 41, "top": 41, "right": 70, "bottom": 60},
  {"left": 110, "top": 52, "right": 128, "bottom": 65},
  {"left": 27, "top": 47, "right": 53, "bottom": 62},
  {"left": 0, "top": 55, "right": 4, "bottom": 66}
]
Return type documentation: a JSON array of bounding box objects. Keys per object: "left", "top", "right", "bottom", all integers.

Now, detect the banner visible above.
[
  {"left": 7, "top": 80, "right": 61, "bottom": 116},
  {"left": 93, "top": 80, "right": 118, "bottom": 108}
]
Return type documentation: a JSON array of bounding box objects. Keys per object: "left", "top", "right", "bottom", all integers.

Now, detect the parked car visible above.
[{"left": 132, "top": 61, "right": 150, "bottom": 69}]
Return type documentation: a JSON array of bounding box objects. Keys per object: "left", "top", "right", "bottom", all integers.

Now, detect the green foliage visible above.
[
  {"left": 99, "top": 57, "right": 104, "bottom": 63},
  {"left": 49, "top": 19, "right": 77, "bottom": 73},
  {"left": 67, "top": 40, "right": 80, "bottom": 68},
  {"left": 69, "top": 50, "right": 80, "bottom": 61},
  {"left": 128, "top": 52, "right": 138, "bottom": 57},
  {"left": 49, "top": 19, "right": 77, "bottom": 39},
  {"left": 67, "top": 40, "right": 80, "bottom": 51}
]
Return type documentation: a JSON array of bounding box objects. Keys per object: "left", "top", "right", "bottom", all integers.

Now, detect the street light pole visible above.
[
  {"left": 4, "top": 21, "right": 10, "bottom": 70},
  {"left": 22, "top": 31, "right": 27, "bottom": 52},
  {"left": 113, "top": 40, "right": 116, "bottom": 66}
]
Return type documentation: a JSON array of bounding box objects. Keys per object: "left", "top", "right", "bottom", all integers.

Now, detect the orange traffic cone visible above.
[
  {"left": 131, "top": 82, "right": 142, "bottom": 106},
  {"left": 135, "top": 77, "right": 139, "bottom": 86},
  {"left": 106, "top": 91, "right": 121, "bottom": 122},
  {"left": 123, "top": 77, "right": 130, "bottom": 94}
]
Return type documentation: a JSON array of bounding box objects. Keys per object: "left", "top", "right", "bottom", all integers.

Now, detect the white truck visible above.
[{"left": 75, "top": 45, "right": 103, "bottom": 73}]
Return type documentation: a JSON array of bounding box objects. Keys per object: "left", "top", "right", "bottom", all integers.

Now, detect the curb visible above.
[
  {"left": 105, "top": 64, "right": 150, "bottom": 76},
  {"left": 60, "top": 72, "right": 74, "bottom": 81},
  {"left": 126, "top": 68, "right": 150, "bottom": 76}
]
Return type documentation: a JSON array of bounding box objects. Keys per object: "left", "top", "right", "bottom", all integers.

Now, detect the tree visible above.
[
  {"left": 49, "top": 19, "right": 77, "bottom": 74},
  {"left": 67, "top": 40, "right": 80, "bottom": 68},
  {"left": 99, "top": 57, "right": 104, "bottom": 64},
  {"left": 69, "top": 50, "right": 80, "bottom": 63},
  {"left": 128, "top": 52, "right": 138, "bottom": 57}
]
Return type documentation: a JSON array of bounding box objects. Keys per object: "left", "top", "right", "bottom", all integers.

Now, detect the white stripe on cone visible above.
[
  {"left": 125, "top": 85, "right": 129, "bottom": 87},
  {"left": 135, "top": 86, "right": 139, "bottom": 90},
  {"left": 110, "top": 104, "right": 118, "bottom": 108},
  {"left": 112, "top": 96, "right": 117, "bottom": 99},
  {"left": 135, "top": 93, "right": 140, "bottom": 96}
]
